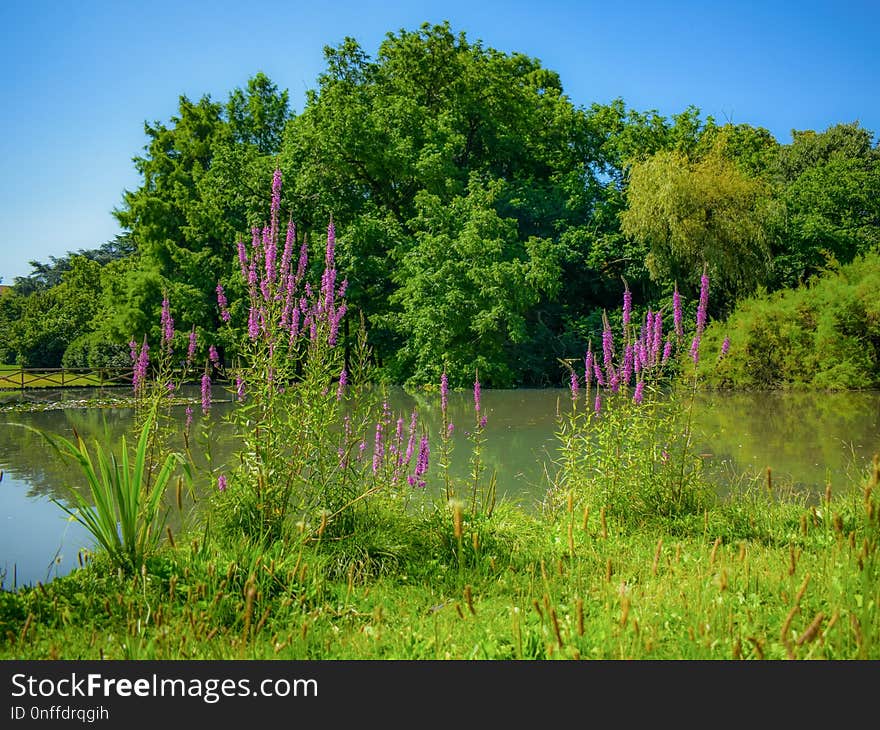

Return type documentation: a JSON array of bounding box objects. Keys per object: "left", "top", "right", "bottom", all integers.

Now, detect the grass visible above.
[{"left": 2, "top": 469, "right": 877, "bottom": 660}]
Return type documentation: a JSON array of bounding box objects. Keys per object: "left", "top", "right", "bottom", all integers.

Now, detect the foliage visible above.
[
  {"left": 699, "top": 252, "right": 880, "bottom": 389},
  {"left": 22, "top": 415, "right": 190, "bottom": 574}
]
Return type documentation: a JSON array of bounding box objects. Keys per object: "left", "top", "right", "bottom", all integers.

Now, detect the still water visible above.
[{"left": 1, "top": 387, "right": 878, "bottom": 587}]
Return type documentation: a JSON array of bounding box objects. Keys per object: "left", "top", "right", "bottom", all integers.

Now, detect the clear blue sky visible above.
[{"left": 1, "top": 0, "right": 877, "bottom": 282}]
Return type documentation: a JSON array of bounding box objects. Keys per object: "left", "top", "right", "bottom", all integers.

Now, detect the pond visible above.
[{"left": 2, "top": 386, "right": 878, "bottom": 587}]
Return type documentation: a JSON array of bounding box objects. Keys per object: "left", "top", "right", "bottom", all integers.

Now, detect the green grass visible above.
[{"left": 2, "top": 473, "right": 877, "bottom": 660}]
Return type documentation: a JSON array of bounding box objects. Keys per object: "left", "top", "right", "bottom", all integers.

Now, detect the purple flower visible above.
[
  {"left": 673, "top": 284, "right": 683, "bottom": 338},
  {"left": 133, "top": 338, "right": 149, "bottom": 394},
  {"left": 235, "top": 375, "right": 245, "bottom": 401},
  {"left": 201, "top": 372, "right": 212, "bottom": 415},
  {"left": 622, "top": 285, "right": 632, "bottom": 333},
  {"left": 633, "top": 379, "right": 645, "bottom": 405},
  {"left": 440, "top": 370, "right": 449, "bottom": 416},
  {"left": 690, "top": 336, "right": 701, "bottom": 365},
  {"left": 336, "top": 368, "right": 348, "bottom": 401},
  {"left": 160, "top": 296, "right": 174, "bottom": 347},
  {"left": 280, "top": 219, "right": 296, "bottom": 284},
  {"left": 184, "top": 405, "right": 193, "bottom": 430},
  {"left": 237, "top": 239, "right": 248, "bottom": 279},
  {"left": 447, "top": 422, "right": 455, "bottom": 437},
  {"left": 570, "top": 370, "right": 579, "bottom": 400},
  {"left": 593, "top": 393, "right": 601, "bottom": 414},
  {"left": 602, "top": 315, "right": 614, "bottom": 378},
  {"left": 622, "top": 344, "right": 634, "bottom": 386},
  {"left": 186, "top": 329, "right": 197, "bottom": 365},
  {"left": 696, "top": 267, "right": 710, "bottom": 337},
  {"left": 129, "top": 339, "right": 137, "bottom": 365},
  {"left": 405, "top": 410, "right": 418, "bottom": 464},
  {"left": 372, "top": 421, "right": 385, "bottom": 474},
  {"left": 412, "top": 435, "right": 430, "bottom": 488},
  {"left": 216, "top": 283, "right": 231, "bottom": 323},
  {"left": 662, "top": 339, "right": 673, "bottom": 364},
  {"left": 721, "top": 336, "right": 731, "bottom": 357},
  {"left": 473, "top": 373, "right": 482, "bottom": 414},
  {"left": 652, "top": 311, "right": 663, "bottom": 364},
  {"left": 247, "top": 307, "right": 260, "bottom": 340},
  {"left": 592, "top": 358, "right": 605, "bottom": 387},
  {"left": 217, "top": 474, "right": 227, "bottom": 493},
  {"left": 208, "top": 345, "right": 219, "bottom": 365},
  {"left": 584, "top": 349, "right": 593, "bottom": 389}
]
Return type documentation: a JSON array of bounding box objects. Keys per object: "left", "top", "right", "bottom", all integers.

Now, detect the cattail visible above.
[
  {"left": 464, "top": 585, "right": 476, "bottom": 615},
  {"left": 453, "top": 503, "right": 463, "bottom": 540},
  {"left": 651, "top": 538, "right": 663, "bottom": 576},
  {"left": 576, "top": 598, "right": 584, "bottom": 636}
]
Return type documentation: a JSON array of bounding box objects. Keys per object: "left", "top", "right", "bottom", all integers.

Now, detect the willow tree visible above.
[{"left": 620, "top": 144, "right": 773, "bottom": 310}]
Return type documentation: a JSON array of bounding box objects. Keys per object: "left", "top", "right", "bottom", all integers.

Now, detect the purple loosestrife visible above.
[
  {"left": 216, "top": 283, "right": 231, "bottom": 323},
  {"left": 186, "top": 329, "right": 197, "bottom": 366},
  {"left": 160, "top": 296, "right": 174, "bottom": 349},
  {"left": 336, "top": 368, "right": 348, "bottom": 401},
  {"left": 652, "top": 311, "right": 663, "bottom": 364},
  {"left": 633, "top": 379, "right": 645, "bottom": 405},
  {"left": 235, "top": 375, "right": 245, "bottom": 401},
  {"left": 602, "top": 314, "right": 614, "bottom": 380},
  {"left": 129, "top": 339, "right": 137, "bottom": 365},
  {"left": 473, "top": 373, "right": 482, "bottom": 415},
  {"left": 270, "top": 169, "right": 282, "bottom": 239},
  {"left": 592, "top": 358, "right": 605, "bottom": 387},
  {"left": 622, "top": 284, "right": 632, "bottom": 334},
  {"left": 321, "top": 218, "right": 337, "bottom": 314},
  {"left": 721, "top": 336, "right": 731, "bottom": 357},
  {"left": 570, "top": 371, "right": 579, "bottom": 400},
  {"left": 662, "top": 339, "right": 673, "bottom": 364},
  {"left": 696, "top": 267, "right": 710, "bottom": 337},
  {"left": 264, "top": 224, "right": 277, "bottom": 293},
  {"left": 594, "top": 392, "right": 602, "bottom": 414},
  {"left": 237, "top": 239, "right": 248, "bottom": 279},
  {"left": 409, "top": 435, "right": 430, "bottom": 488},
  {"left": 134, "top": 338, "right": 149, "bottom": 394},
  {"left": 217, "top": 474, "right": 227, "bottom": 493},
  {"left": 405, "top": 410, "right": 418, "bottom": 464},
  {"left": 584, "top": 349, "right": 593, "bottom": 390},
  {"left": 440, "top": 371, "right": 449, "bottom": 417},
  {"left": 280, "top": 219, "right": 295, "bottom": 285},
  {"left": 247, "top": 307, "right": 260, "bottom": 340},
  {"left": 372, "top": 421, "right": 385, "bottom": 474},
  {"left": 673, "top": 284, "right": 683, "bottom": 338},
  {"left": 184, "top": 405, "right": 193, "bottom": 431},
  {"left": 622, "top": 344, "right": 634, "bottom": 386},
  {"left": 201, "top": 372, "right": 212, "bottom": 416},
  {"left": 208, "top": 345, "right": 219, "bottom": 366}
]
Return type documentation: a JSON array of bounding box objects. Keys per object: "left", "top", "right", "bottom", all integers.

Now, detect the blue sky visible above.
[{"left": 1, "top": 0, "right": 877, "bottom": 282}]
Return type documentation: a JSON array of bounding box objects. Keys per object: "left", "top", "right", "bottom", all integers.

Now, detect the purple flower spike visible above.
[
  {"left": 336, "top": 368, "right": 348, "bottom": 401},
  {"left": 186, "top": 329, "right": 197, "bottom": 365},
  {"left": 673, "top": 284, "right": 683, "bottom": 338},
  {"left": 217, "top": 474, "right": 227, "bottom": 493},
  {"left": 721, "top": 335, "right": 731, "bottom": 357},
  {"left": 622, "top": 285, "right": 632, "bottom": 334},
  {"left": 633, "top": 379, "right": 645, "bottom": 405},
  {"left": 593, "top": 393, "right": 601, "bottom": 414},
  {"left": 201, "top": 372, "right": 212, "bottom": 415},
  {"left": 662, "top": 339, "right": 673, "bottom": 364},
  {"left": 440, "top": 371, "right": 449, "bottom": 416},
  {"left": 160, "top": 296, "right": 174, "bottom": 347},
  {"left": 184, "top": 405, "right": 193, "bottom": 430},
  {"left": 570, "top": 370, "right": 579, "bottom": 400},
  {"left": 216, "top": 283, "right": 231, "bottom": 323},
  {"left": 208, "top": 345, "right": 219, "bottom": 365},
  {"left": 235, "top": 375, "right": 245, "bottom": 401},
  {"left": 696, "top": 267, "right": 710, "bottom": 337}
]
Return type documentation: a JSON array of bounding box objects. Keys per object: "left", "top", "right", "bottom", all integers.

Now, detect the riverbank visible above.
[{"left": 2, "top": 464, "right": 878, "bottom": 659}]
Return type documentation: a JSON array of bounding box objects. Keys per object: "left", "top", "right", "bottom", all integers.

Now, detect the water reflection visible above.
[{"left": 2, "top": 387, "right": 878, "bottom": 587}]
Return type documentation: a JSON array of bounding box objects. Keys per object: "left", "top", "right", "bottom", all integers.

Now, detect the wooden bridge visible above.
[{"left": 0, "top": 367, "right": 135, "bottom": 390}]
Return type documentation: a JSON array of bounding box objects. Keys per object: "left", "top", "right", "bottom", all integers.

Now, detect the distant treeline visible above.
[{"left": 1, "top": 21, "right": 878, "bottom": 388}]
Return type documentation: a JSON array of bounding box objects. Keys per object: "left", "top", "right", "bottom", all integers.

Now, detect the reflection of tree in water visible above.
[
  {"left": 2, "top": 388, "right": 877, "bottom": 509},
  {"left": 0, "top": 402, "right": 240, "bottom": 506},
  {"left": 691, "top": 390, "right": 880, "bottom": 495}
]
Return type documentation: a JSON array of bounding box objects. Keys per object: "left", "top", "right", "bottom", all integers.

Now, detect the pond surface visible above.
[{"left": 1, "top": 386, "right": 878, "bottom": 587}]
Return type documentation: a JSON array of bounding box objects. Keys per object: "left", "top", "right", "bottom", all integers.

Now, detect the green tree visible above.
[{"left": 620, "top": 141, "right": 772, "bottom": 309}]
